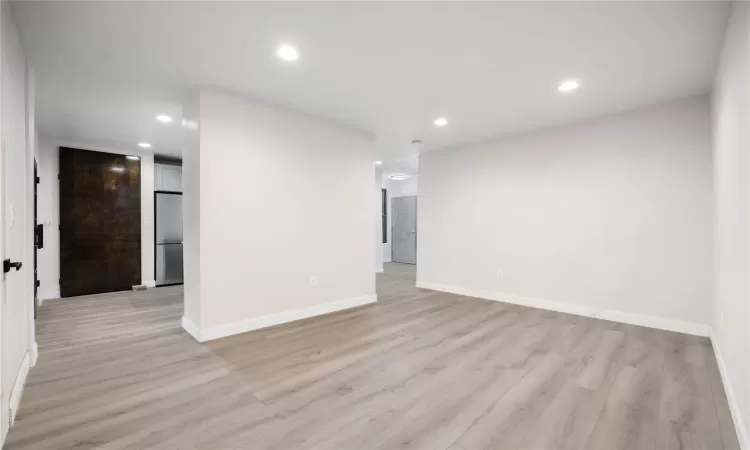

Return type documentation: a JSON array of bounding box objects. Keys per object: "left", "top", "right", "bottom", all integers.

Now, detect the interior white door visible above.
[
  {"left": 0, "top": 119, "right": 5, "bottom": 448},
  {"left": 1, "top": 24, "right": 29, "bottom": 439},
  {"left": 391, "top": 196, "right": 417, "bottom": 264}
]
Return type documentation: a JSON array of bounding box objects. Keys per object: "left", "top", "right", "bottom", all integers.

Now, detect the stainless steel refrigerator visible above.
[{"left": 155, "top": 191, "right": 183, "bottom": 286}]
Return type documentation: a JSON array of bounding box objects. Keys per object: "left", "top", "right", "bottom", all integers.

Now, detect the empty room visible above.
[{"left": 1, "top": 1, "right": 748, "bottom": 449}]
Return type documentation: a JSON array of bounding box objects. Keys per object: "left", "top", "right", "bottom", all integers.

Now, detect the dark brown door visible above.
[{"left": 59, "top": 147, "right": 141, "bottom": 297}]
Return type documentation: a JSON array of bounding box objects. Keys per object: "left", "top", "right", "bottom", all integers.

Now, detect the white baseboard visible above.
[
  {"left": 181, "top": 316, "right": 202, "bottom": 342},
  {"left": 143, "top": 280, "right": 156, "bottom": 288},
  {"left": 710, "top": 328, "right": 749, "bottom": 450},
  {"left": 376, "top": 267, "right": 384, "bottom": 273},
  {"left": 183, "top": 294, "right": 377, "bottom": 342},
  {"left": 37, "top": 289, "right": 61, "bottom": 305},
  {"left": 9, "top": 352, "right": 30, "bottom": 427},
  {"left": 416, "top": 281, "right": 709, "bottom": 337},
  {"left": 30, "top": 342, "right": 38, "bottom": 367}
]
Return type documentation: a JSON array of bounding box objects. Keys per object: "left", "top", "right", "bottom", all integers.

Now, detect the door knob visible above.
[{"left": 3, "top": 259, "right": 22, "bottom": 273}]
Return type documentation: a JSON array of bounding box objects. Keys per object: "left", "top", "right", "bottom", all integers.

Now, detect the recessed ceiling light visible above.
[
  {"left": 389, "top": 174, "right": 410, "bottom": 181},
  {"left": 138, "top": 142, "right": 152, "bottom": 148},
  {"left": 276, "top": 44, "right": 299, "bottom": 62},
  {"left": 433, "top": 117, "right": 448, "bottom": 127},
  {"left": 558, "top": 79, "right": 580, "bottom": 93},
  {"left": 126, "top": 155, "right": 140, "bottom": 161},
  {"left": 156, "top": 115, "right": 172, "bottom": 123},
  {"left": 375, "top": 161, "right": 383, "bottom": 165}
]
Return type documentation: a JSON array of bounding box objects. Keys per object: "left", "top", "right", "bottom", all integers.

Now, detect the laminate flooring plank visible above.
[
  {"left": 655, "top": 334, "right": 724, "bottom": 450},
  {"left": 3, "top": 263, "right": 739, "bottom": 450},
  {"left": 703, "top": 341, "right": 742, "bottom": 450}
]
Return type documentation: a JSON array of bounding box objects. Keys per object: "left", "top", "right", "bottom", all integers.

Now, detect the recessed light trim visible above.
[
  {"left": 156, "top": 115, "right": 172, "bottom": 123},
  {"left": 137, "top": 142, "right": 152, "bottom": 148},
  {"left": 389, "top": 174, "right": 410, "bottom": 181},
  {"left": 375, "top": 161, "right": 383, "bottom": 165},
  {"left": 276, "top": 44, "right": 299, "bottom": 62},
  {"left": 434, "top": 117, "right": 448, "bottom": 127},
  {"left": 126, "top": 155, "right": 140, "bottom": 161},
  {"left": 558, "top": 79, "right": 580, "bottom": 93}
]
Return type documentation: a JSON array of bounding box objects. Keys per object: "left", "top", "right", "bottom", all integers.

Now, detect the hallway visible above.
[{"left": 5, "top": 264, "right": 739, "bottom": 449}]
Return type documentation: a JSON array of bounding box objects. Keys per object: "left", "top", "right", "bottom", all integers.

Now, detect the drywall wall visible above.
[
  {"left": 183, "top": 88, "right": 376, "bottom": 339},
  {"left": 382, "top": 173, "right": 418, "bottom": 263},
  {"left": 35, "top": 139, "right": 59, "bottom": 300},
  {"left": 140, "top": 154, "right": 155, "bottom": 287},
  {"left": 1, "top": 2, "right": 35, "bottom": 442},
  {"left": 34, "top": 137, "right": 157, "bottom": 299},
  {"left": 712, "top": 2, "right": 750, "bottom": 446},
  {"left": 388, "top": 174, "right": 418, "bottom": 199},
  {"left": 182, "top": 90, "right": 201, "bottom": 331},
  {"left": 418, "top": 96, "right": 712, "bottom": 333}
]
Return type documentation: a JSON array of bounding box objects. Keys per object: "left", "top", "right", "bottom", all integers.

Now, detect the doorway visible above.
[{"left": 391, "top": 196, "right": 417, "bottom": 264}]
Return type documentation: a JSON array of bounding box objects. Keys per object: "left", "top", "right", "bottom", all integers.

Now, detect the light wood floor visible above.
[{"left": 6, "top": 263, "right": 739, "bottom": 449}]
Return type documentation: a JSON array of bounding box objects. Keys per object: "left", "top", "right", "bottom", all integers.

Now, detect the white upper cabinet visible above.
[{"left": 155, "top": 163, "right": 182, "bottom": 192}]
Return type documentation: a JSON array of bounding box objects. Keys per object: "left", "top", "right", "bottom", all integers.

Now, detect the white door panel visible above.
[
  {"left": 1, "top": 13, "right": 30, "bottom": 440},
  {"left": 392, "top": 196, "right": 417, "bottom": 264}
]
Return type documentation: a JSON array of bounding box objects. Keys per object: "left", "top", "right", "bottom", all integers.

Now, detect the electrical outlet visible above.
[
  {"left": 496, "top": 268, "right": 504, "bottom": 278},
  {"left": 309, "top": 276, "right": 317, "bottom": 286}
]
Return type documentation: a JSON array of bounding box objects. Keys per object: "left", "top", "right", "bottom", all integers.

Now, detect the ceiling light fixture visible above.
[
  {"left": 389, "top": 174, "right": 410, "bottom": 181},
  {"left": 137, "top": 142, "right": 152, "bottom": 148},
  {"left": 558, "top": 78, "right": 580, "bottom": 93},
  {"left": 276, "top": 44, "right": 299, "bottom": 62},
  {"left": 126, "top": 155, "right": 140, "bottom": 161},
  {"left": 433, "top": 117, "right": 448, "bottom": 127},
  {"left": 375, "top": 161, "right": 383, "bottom": 165},
  {"left": 156, "top": 115, "right": 172, "bottom": 123},
  {"left": 110, "top": 165, "right": 125, "bottom": 173}
]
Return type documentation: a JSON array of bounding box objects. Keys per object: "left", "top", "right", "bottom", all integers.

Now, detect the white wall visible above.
[
  {"left": 35, "top": 139, "right": 59, "bottom": 300},
  {"left": 388, "top": 174, "right": 418, "bottom": 199},
  {"left": 712, "top": 2, "right": 750, "bottom": 446},
  {"left": 382, "top": 173, "right": 418, "bottom": 263},
  {"left": 183, "top": 88, "right": 376, "bottom": 338},
  {"left": 418, "top": 96, "right": 712, "bottom": 333},
  {"left": 140, "top": 154, "right": 155, "bottom": 287},
  {"left": 182, "top": 90, "right": 201, "bottom": 329},
  {"left": 35, "top": 137, "right": 157, "bottom": 299}
]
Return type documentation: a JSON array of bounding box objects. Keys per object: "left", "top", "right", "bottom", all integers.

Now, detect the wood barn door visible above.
[{"left": 59, "top": 147, "right": 141, "bottom": 297}]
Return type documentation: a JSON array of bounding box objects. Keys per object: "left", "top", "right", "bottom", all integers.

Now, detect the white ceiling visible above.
[{"left": 11, "top": 1, "right": 729, "bottom": 167}]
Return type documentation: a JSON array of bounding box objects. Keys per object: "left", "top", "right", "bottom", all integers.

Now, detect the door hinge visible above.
[
  {"left": 36, "top": 280, "right": 40, "bottom": 287},
  {"left": 35, "top": 176, "right": 40, "bottom": 184}
]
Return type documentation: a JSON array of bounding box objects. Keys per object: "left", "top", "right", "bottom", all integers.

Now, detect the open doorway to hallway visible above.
[
  {"left": 380, "top": 169, "right": 418, "bottom": 269},
  {"left": 377, "top": 169, "right": 419, "bottom": 296}
]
